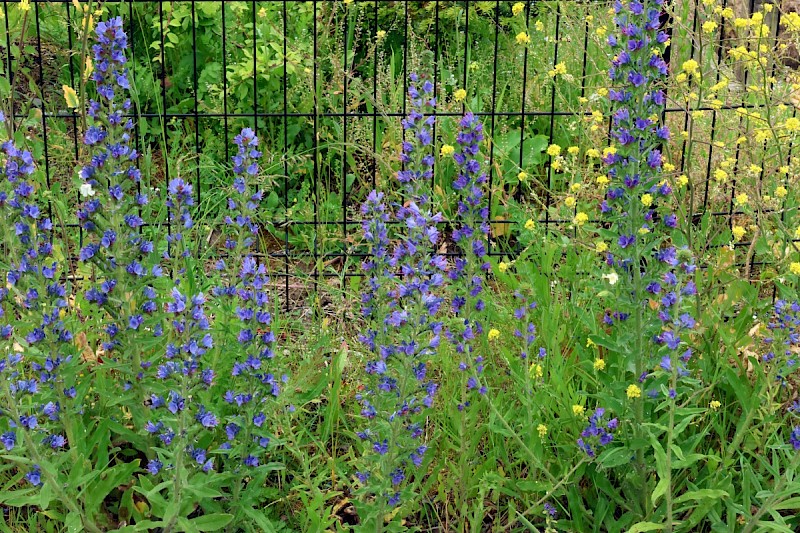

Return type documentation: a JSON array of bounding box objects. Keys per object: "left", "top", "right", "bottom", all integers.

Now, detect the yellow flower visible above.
[
  {"left": 547, "top": 144, "right": 562, "bottom": 157},
  {"left": 596, "top": 175, "right": 610, "bottom": 186},
  {"left": 572, "top": 404, "right": 585, "bottom": 416},
  {"left": 714, "top": 169, "right": 728, "bottom": 183},
  {"left": 764, "top": 3, "right": 773, "bottom": 12},
  {"left": 710, "top": 400, "right": 721, "bottom": 410},
  {"left": 596, "top": 241, "right": 608, "bottom": 253},
  {"left": 551, "top": 159, "right": 563, "bottom": 172},
  {"left": 734, "top": 193, "right": 749, "bottom": 206},
  {"left": 573, "top": 212, "right": 589, "bottom": 226},
  {"left": 732, "top": 225, "right": 746, "bottom": 241},
  {"left": 593, "top": 358, "right": 606, "bottom": 371},
  {"left": 795, "top": 226, "right": 800, "bottom": 239},
  {"left": 677, "top": 174, "right": 689, "bottom": 188},
  {"left": 343, "top": 0, "right": 354, "bottom": 4},
  {"left": 663, "top": 162, "right": 676, "bottom": 172},
  {"left": 596, "top": 25, "right": 608, "bottom": 37},
  {"left": 721, "top": 7, "right": 734, "bottom": 19},
  {"left": 564, "top": 196, "right": 576, "bottom": 208},
  {"left": 376, "top": 29, "right": 387, "bottom": 40},
  {"left": 535, "top": 20, "right": 544, "bottom": 32},
  {"left": 258, "top": 7, "right": 267, "bottom": 18},
  {"left": 549, "top": 62, "right": 567, "bottom": 77},
  {"left": 454, "top": 88, "right": 467, "bottom": 102},
  {"left": 518, "top": 171, "right": 528, "bottom": 182},
  {"left": 488, "top": 328, "right": 500, "bottom": 341},
  {"left": 498, "top": 261, "right": 509, "bottom": 273},
  {"left": 587, "top": 148, "right": 601, "bottom": 159},
  {"left": 779, "top": 165, "right": 789, "bottom": 175},
  {"left": 638, "top": 227, "right": 650, "bottom": 235},
  {"left": 570, "top": 182, "right": 582, "bottom": 193},
  {"left": 537, "top": 424, "right": 548, "bottom": 438},
  {"left": 19, "top": 0, "right": 30, "bottom": 11},
  {"left": 675, "top": 73, "right": 688, "bottom": 84},
  {"left": 440, "top": 144, "right": 454, "bottom": 157},
  {"left": 641, "top": 194, "right": 653, "bottom": 207},
  {"left": 682, "top": 59, "right": 699, "bottom": 74},
  {"left": 626, "top": 384, "right": 642, "bottom": 399},
  {"left": 702, "top": 20, "right": 717, "bottom": 33},
  {"left": 791, "top": 262, "right": 800, "bottom": 275},
  {"left": 586, "top": 338, "right": 596, "bottom": 348},
  {"left": 776, "top": 186, "right": 788, "bottom": 198},
  {"left": 512, "top": 2, "right": 525, "bottom": 16},
  {"left": 525, "top": 219, "right": 535, "bottom": 230},
  {"left": 531, "top": 363, "right": 543, "bottom": 378},
  {"left": 785, "top": 117, "right": 800, "bottom": 131},
  {"left": 516, "top": 32, "right": 531, "bottom": 45},
  {"left": 568, "top": 146, "right": 580, "bottom": 156}
]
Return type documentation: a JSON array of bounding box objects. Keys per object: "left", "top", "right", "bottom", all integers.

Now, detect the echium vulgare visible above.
[
  {"left": 75, "top": 17, "right": 161, "bottom": 408},
  {"left": 599, "top": 0, "right": 699, "bottom": 383},
  {"left": 446, "top": 112, "right": 491, "bottom": 409},
  {"left": 356, "top": 73, "right": 445, "bottom": 522},
  {"left": 0, "top": 133, "right": 85, "bottom": 517}
]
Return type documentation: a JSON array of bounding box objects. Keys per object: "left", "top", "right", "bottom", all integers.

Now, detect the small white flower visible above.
[
  {"left": 602, "top": 272, "right": 619, "bottom": 285},
  {"left": 79, "top": 183, "right": 95, "bottom": 198}
]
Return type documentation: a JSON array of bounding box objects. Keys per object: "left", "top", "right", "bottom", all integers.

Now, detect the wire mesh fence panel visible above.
[{"left": 1, "top": 0, "right": 798, "bottom": 309}]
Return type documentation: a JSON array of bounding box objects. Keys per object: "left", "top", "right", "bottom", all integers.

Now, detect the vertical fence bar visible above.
[
  {"left": 192, "top": 0, "right": 201, "bottom": 207},
  {"left": 342, "top": 3, "right": 349, "bottom": 242},
  {"left": 485, "top": 0, "right": 499, "bottom": 253},
  {"left": 312, "top": 0, "right": 319, "bottom": 295},
  {"left": 544, "top": 3, "right": 562, "bottom": 232},
  {"left": 33, "top": 2, "right": 52, "bottom": 224},
  {"left": 221, "top": 0, "right": 230, "bottom": 161},
  {"left": 282, "top": 0, "right": 290, "bottom": 310},
  {"left": 252, "top": 0, "right": 258, "bottom": 136}
]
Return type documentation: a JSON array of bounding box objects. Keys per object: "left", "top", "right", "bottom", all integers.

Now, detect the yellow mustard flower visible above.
[
  {"left": 732, "top": 225, "right": 746, "bottom": 241},
  {"left": 572, "top": 404, "right": 585, "bottom": 416},
  {"left": 547, "top": 144, "right": 562, "bottom": 157},
  {"left": 710, "top": 400, "right": 722, "bottom": 410},
  {"left": 440, "top": 144, "right": 454, "bottom": 157},
  {"left": 714, "top": 169, "right": 728, "bottom": 183},
  {"left": 525, "top": 219, "right": 536, "bottom": 230},
  {"left": 791, "top": 262, "right": 800, "bottom": 275},
  {"left": 641, "top": 194, "right": 653, "bottom": 207},
  {"left": 682, "top": 59, "right": 699, "bottom": 74},
  {"left": 564, "top": 196, "right": 577, "bottom": 208},
  {"left": 537, "top": 424, "right": 548, "bottom": 438},
  {"left": 703, "top": 20, "right": 717, "bottom": 33},
  {"left": 518, "top": 171, "right": 528, "bottom": 182},
  {"left": 454, "top": 88, "right": 467, "bottom": 102},
  {"left": 626, "top": 384, "right": 642, "bottom": 399},
  {"left": 516, "top": 32, "right": 531, "bottom": 45},
  {"left": 512, "top": 2, "right": 525, "bottom": 16},
  {"left": 573, "top": 212, "right": 589, "bottom": 226},
  {"left": 568, "top": 146, "right": 580, "bottom": 156},
  {"left": 596, "top": 241, "right": 608, "bottom": 253},
  {"left": 498, "top": 261, "right": 509, "bottom": 273},
  {"left": 488, "top": 328, "right": 500, "bottom": 341},
  {"left": 776, "top": 186, "right": 788, "bottom": 198},
  {"left": 593, "top": 358, "right": 606, "bottom": 371},
  {"left": 376, "top": 29, "right": 386, "bottom": 39},
  {"left": 734, "top": 193, "right": 749, "bottom": 206},
  {"left": 677, "top": 174, "right": 689, "bottom": 188}
]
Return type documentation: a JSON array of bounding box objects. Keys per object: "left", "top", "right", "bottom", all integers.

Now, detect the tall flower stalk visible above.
[
  {"left": 75, "top": 17, "right": 160, "bottom": 419},
  {"left": 0, "top": 137, "right": 99, "bottom": 531},
  {"left": 356, "top": 73, "right": 445, "bottom": 528},
  {"left": 600, "top": 0, "right": 698, "bottom": 521}
]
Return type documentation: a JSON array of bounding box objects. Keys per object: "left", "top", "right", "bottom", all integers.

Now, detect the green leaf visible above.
[
  {"left": 627, "top": 522, "right": 663, "bottom": 533},
  {"left": 187, "top": 513, "right": 234, "bottom": 531},
  {"left": 651, "top": 477, "right": 669, "bottom": 506},
  {"left": 597, "top": 447, "right": 633, "bottom": 469},
  {"left": 673, "top": 489, "right": 729, "bottom": 505}
]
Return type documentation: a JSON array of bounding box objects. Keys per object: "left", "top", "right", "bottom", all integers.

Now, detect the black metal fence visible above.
[{"left": 1, "top": 0, "right": 795, "bottom": 308}]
